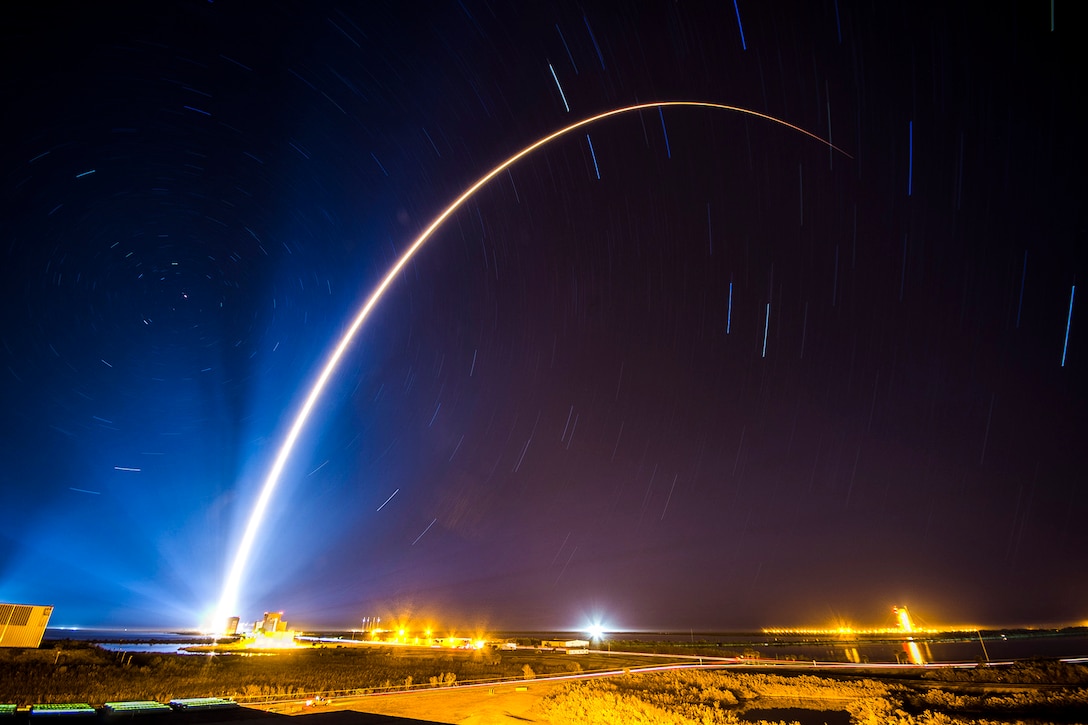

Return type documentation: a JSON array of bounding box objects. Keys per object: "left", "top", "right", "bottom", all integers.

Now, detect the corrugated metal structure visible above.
[{"left": 0, "top": 603, "right": 53, "bottom": 648}]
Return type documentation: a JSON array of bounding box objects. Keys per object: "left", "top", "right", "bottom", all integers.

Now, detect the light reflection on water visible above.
[{"left": 765, "top": 633, "right": 1084, "bottom": 664}]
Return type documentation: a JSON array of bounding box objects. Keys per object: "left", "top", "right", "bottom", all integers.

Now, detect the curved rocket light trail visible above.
[{"left": 211, "top": 101, "right": 851, "bottom": 629}]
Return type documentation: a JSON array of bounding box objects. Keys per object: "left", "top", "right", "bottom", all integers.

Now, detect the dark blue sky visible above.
[{"left": 1, "top": 2, "right": 1084, "bottom": 632}]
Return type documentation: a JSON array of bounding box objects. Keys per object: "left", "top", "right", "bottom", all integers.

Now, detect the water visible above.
[
  {"left": 752, "top": 632, "right": 1088, "bottom": 664},
  {"left": 97, "top": 642, "right": 207, "bottom": 655},
  {"left": 44, "top": 627, "right": 1088, "bottom": 663},
  {"left": 601, "top": 630, "right": 1088, "bottom": 664},
  {"left": 44, "top": 628, "right": 212, "bottom": 654},
  {"left": 45, "top": 628, "right": 203, "bottom": 641}
]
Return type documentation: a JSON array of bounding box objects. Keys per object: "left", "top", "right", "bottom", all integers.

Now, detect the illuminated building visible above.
[
  {"left": 250, "top": 629, "right": 297, "bottom": 647},
  {"left": 0, "top": 603, "right": 53, "bottom": 648},
  {"left": 224, "top": 616, "right": 240, "bottom": 636},
  {"left": 542, "top": 639, "right": 590, "bottom": 654},
  {"left": 258, "top": 611, "right": 286, "bottom": 633},
  {"left": 241, "top": 611, "right": 299, "bottom": 648}
]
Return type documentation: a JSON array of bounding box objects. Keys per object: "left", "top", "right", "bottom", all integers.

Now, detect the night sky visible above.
[{"left": 2, "top": 2, "right": 1084, "bottom": 633}]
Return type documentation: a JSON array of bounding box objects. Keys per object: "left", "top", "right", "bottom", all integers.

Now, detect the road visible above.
[{"left": 251, "top": 660, "right": 726, "bottom": 722}]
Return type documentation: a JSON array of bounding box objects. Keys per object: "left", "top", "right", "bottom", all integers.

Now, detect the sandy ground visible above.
[{"left": 261, "top": 682, "right": 565, "bottom": 724}]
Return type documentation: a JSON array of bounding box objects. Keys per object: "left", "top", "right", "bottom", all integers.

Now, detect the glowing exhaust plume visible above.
[{"left": 211, "top": 101, "right": 850, "bottom": 629}]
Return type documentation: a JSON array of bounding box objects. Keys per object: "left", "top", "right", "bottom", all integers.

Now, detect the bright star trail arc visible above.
[{"left": 211, "top": 100, "right": 849, "bottom": 629}]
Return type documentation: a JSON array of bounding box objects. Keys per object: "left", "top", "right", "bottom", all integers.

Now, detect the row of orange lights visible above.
[
  {"left": 360, "top": 625, "right": 488, "bottom": 649},
  {"left": 762, "top": 623, "right": 990, "bottom": 636}
]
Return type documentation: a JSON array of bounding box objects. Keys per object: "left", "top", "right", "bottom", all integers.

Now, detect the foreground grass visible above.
[
  {"left": 537, "top": 667, "right": 1088, "bottom": 725},
  {"left": 0, "top": 641, "right": 658, "bottom": 705},
  {"left": 6, "top": 643, "right": 1087, "bottom": 724}
]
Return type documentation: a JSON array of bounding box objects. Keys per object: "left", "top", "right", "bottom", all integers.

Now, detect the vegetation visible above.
[
  {"left": 903, "top": 685, "right": 1088, "bottom": 723},
  {"left": 7, "top": 642, "right": 1087, "bottom": 724},
  {"left": 539, "top": 670, "right": 862, "bottom": 724},
  {"left": 538, "top": 667, "right": 1088, "bottom": 725},
  {"left": 0, "top": 641, "right": 658, "bottom": 706},
  {"left": 920, "top": 658, "right": 1088, "bottom": 686}
]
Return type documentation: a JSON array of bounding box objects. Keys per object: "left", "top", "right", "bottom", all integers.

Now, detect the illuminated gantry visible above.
[
  {"left": 893, "top": 605, "right": 916, "bottom": 633},
  {"left": 894, "top": 605, "right": 927, "bottom": 666},
  {"left": 763, "top": 605, "right": 953, "bottom": 637}
]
